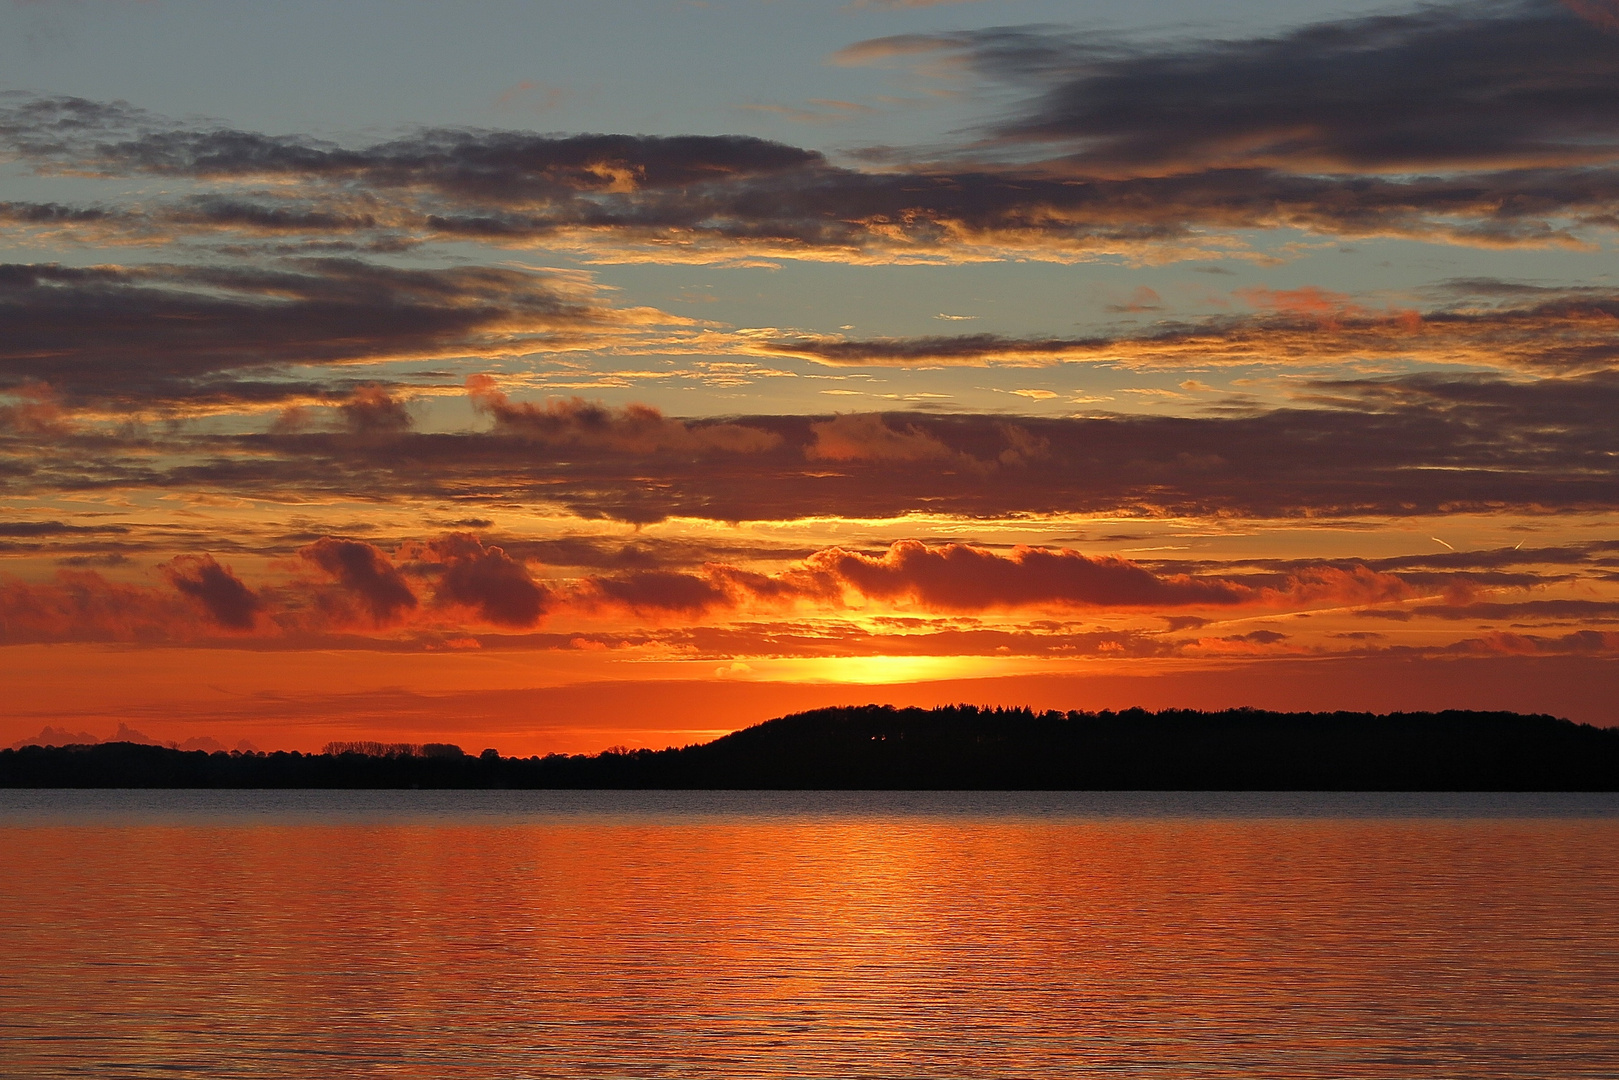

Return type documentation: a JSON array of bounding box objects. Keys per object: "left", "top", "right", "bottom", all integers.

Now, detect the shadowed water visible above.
[{"left": 3, "top": 791, "right": 1617, "bottom": 1078}]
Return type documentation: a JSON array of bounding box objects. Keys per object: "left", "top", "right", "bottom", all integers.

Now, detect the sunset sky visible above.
[{"left": 3, "top": 0, "right": 1618, "bottom": 754}]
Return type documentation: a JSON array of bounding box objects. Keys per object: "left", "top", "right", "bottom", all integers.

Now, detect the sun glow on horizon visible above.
[{"left": 4, "top": 0, "right": 1619, "bottom": 753}]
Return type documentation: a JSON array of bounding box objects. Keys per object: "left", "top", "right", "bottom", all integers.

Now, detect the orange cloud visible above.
[
  {"left": 806, "top": 413, "right": 959, "bottom": 464},
  {"left": 495, "top": 80, "right": 568, "bottom": 112},
  {"left": 803, "top": 414, "right": 1046, "bottom": 472},
  {"left": 0, "top": 381, "right": 72, "bottom": 435},
  {"left": 1266, "top": 565, "right": 1413, "bottom": 608},
  {"left": 339, "top": 385, "right": 413, "bottom": 435},
  {"left": 0, "top": 570, "right": 187, "bottom": 643},
  {"left": 1235, "top": 285, "right": 1362, "bottom": 317}
]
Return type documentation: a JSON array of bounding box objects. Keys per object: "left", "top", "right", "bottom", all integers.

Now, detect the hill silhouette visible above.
[{"left": 3, "top": 705, "right": 1617, "bottom": 790}]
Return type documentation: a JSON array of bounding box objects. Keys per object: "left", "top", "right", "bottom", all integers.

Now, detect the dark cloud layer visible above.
[
  {"left": 5, "top": 370, "right": 1616, "bottom": 521},
  {"left": 11, "top": 4, "right": 1619, "bottom": 266},
  {"left": 931, "top": 1, "right": 1619, "bottom": 174},
  {"left": 15, "top": 154, "right": 1619, "bottom": 255},
  {"left": 0, "top": 532, "right": 1440, "bottom": 645},
  {"left": 229, "top": 373, "right": 1619, "bottom": 520},
  {"left": 805, "top": 539, "right": 1251, "bottom": 610},
  {"left": 0, "top": 259, "right": 621, "bottom": 406},
  {"left": 1358, "top": 599, "right": 1619, "bottom": 622}
]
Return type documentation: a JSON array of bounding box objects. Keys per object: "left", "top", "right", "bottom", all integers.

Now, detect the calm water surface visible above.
[{"left": 3, "top": 791, "right": 1617, "bottom": 1078}]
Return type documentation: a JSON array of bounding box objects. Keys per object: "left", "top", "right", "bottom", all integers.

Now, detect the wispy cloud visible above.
[{"left": 757, "top": 286, "right": 1619, "bottom": 375}]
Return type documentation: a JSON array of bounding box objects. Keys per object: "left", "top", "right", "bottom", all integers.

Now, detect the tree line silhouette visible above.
[
  {"left": 319, "top": 741, "right": 469, "bottom": 758},
  {"left": 3, "top": 705, "right": 1617, "bottom": 790}
]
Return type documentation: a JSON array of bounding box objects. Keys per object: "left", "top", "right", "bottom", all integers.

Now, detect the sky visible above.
[{"left": 3, "top": 0, "right": 1619, "bottom": 755}]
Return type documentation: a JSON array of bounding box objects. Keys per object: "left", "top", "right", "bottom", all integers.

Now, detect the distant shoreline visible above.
[{"left": 4, "top": 706, "right": 1618, "bottom": 791}]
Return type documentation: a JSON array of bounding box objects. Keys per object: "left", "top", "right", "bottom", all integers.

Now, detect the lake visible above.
[{"left": 3, "top": 790, "right": 1618, "bottom": 1078}]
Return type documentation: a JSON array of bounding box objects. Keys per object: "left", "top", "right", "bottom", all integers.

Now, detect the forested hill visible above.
[{"left": 4, "top": 706, "right": 1618, "bottom": 790}]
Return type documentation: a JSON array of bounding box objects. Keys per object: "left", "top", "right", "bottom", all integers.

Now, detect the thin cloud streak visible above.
[{"left": 759, "top": 287, "right": 1619, "bottom": 375}]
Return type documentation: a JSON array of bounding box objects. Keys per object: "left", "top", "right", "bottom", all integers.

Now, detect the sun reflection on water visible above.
[{"left": 2, "top": 793, "right": 1618, "bottom": 1078}]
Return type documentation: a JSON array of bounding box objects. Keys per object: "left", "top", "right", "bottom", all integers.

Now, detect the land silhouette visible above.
[{"left": 4, "top": 705, "right": 1619, "bottom": 790}]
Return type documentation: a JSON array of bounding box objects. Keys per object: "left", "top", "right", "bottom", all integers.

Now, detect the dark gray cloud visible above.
[
  {"left": 0, "top": 259, "right": 622, "bottom": 406},
  {"left": 901, "top": 1, "right": 1619, "bottom": 174},
  {"left": 300, "top": 537, "right": 418, "bottom": 624},
  {"left": 162, "top": 553, "right": 262, "bottom": 630},
  {"left": 54, "top": 553, "right": 131, "bottom": 568},
  {"left": 1407, "top": 599, "right": 1619, "bottom": 621},
  {"left": 0, "top": 201, "right": 114, "bottom": 227},
  {"left": 417, "top": 533, "right": 552, "bottom": 627},
  {"left": 0, "top": 94, "right": 154, "bottom": 156},
  {"left": 1420, "top": 276, "right": 1619, "bottom": 300},
  {"left": 89, "top": 125, "right": 821, "bottom": 196},
  {"left": 0, "top": 520, "right": 127, "bottom": 537}
]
